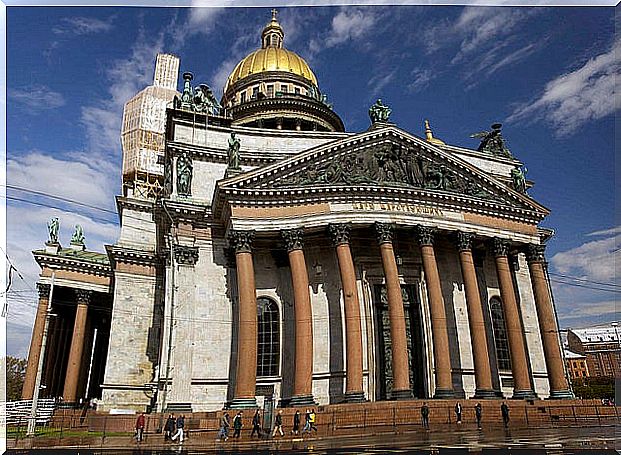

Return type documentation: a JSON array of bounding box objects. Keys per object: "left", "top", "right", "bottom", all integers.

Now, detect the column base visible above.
[
  {"left": 433, "top": 388, "right": 455, "bottom": 399},
  {"left": 391, "top": 389, "right": 413, "bottom": 400},
  {"left": 289, "top": 394, "right": 316, "bottom": 407},
  {"left": 548, "top": 389, "right": 575, "bottom": 400},
  {"left": 511, "top": 389, "right": 538, "bottom": 400},
  {"left": 473, "top": 389, "right": 499, "bottom": 399},
  {"left": 229, "top": 397, "right": 257, "bottom": 409},
  {"left": 344, "top": 391, "right": 367, "bottom": 403}
]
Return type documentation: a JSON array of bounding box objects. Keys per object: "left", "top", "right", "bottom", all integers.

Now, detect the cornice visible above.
[
  {"left": 105, "top": 245, "right": 159, "bottom": 268},
  {"left": 33, "top": 251, "right": 112, "bottom": 277}
]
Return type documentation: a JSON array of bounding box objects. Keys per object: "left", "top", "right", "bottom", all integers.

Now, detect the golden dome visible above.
[
  {"left": 225, "top": 47, "right": 318, "bottom": 92},
  {"left": 224, "top": 10, "right": 318, "bottom": 94}
]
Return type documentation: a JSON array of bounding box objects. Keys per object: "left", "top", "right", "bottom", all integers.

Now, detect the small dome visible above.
[{"left": 224, "top": 47, "right": 318, "bottom": 93}]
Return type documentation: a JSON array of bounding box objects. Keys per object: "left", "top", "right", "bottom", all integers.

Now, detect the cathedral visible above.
[{"left": 22, "top": 11, "right": 573, "bottom": 413}]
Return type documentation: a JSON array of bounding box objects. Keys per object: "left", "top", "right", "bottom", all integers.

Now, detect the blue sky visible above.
[{"left": 5, "top": 5, "right": 619, "bottom": 357}]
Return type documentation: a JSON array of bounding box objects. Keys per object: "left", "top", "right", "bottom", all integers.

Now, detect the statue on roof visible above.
[
  {"left": 47, "top": 217, "right": 59, "bottom": 244},
  {"left": 194, "top": 84, "right": 222, "bottom": 115},
  {"left": 227, "top": 132, "right": 241, "bottom": 170},
  {"left": 470, "top": 123, "right": 512, "bottom": 157},
  {"left": 176, "top": 152, "right": 193, "bottom": 196},
  {"left": 71, "top": 224, "right": 85, "bottom": 245},
  {"left": 369, "top": 99, "right": 391, "bottom": 123},
  {"left": 511, "top": 166, "right": 527, "bottom": 194}
]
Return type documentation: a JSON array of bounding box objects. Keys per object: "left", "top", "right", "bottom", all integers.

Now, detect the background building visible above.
[
  {"left": 567, "top": 327, "right": 621, "bottom": 378},
  {"left": 23, "top": 12, "right": 573, "bottom": 412},
  {"left": 565, "top": 349, "right": 589, "bottom": 380}
]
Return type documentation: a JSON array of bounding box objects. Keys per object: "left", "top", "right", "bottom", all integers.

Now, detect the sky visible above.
[{"left": 4, "top": 4, "right": 619, "bottom": 358}]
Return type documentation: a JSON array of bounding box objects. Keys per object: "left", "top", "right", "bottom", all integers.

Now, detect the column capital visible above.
[
  {"left": 375, "top": 222, "right": 394, "bottom": 244},
  {"left": 526, "top": 243, "right": 546, "bottom": 263},
  {"left": 492, "top": 237, "right": 510, "bottom": 257},
  {"left": 37, "top": 283, "right": 51, "bottom": 300},
  {"left": 416, "top": 225, "right": 435, "bottom": 246},
  {"left": 328, "top": 223, "right": 351, "bottom": 246},
  {"left": 281, "top": 228, "right": 304, "bottom": 252},
  {"left": 74, "top": 288, "right": 92, "bottom": 305},
  {"left": 229, "top": 230, "right": 255, "bottom": 253},
  {"left": 174, "top": 245, "right": 199, "bottom": 265},
  {"left": 456, "top": 231, "right": 474, "bottom": 252}
]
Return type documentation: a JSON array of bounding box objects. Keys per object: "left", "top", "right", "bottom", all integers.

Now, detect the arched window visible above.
[
  {"left": 490, "top": 297, "right": 512, "bottom": 371},
  {"left": 257, "top": 297, "right": 280, "bottom": 377}
]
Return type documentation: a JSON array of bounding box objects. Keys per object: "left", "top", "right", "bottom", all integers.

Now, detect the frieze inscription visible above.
[{"left": 352, "top": 202, "right": 445, "bottom": 217}]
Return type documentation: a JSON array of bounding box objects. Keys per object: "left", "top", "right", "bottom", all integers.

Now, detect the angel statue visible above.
[
  {"left": 47, "top": 217, "right": 60, "bottom": 244},
  {"left": 71, "top": 224, "right": 85, "bottom": 245},
  {"left": 470, "top": 123, "right": 512, "bottom": 157},
  {"left": 511, "top": 166, "right": 527, "bottom": 194}
]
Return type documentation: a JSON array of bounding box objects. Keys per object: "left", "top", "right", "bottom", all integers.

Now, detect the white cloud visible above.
[
  {"left": 326, "top": 8, "right": 377, "bottom": 48},
  {"left": 52, "top": 16, "right": 115, "bottom": 35},
  {"left": 549, "top": 226, "right": 620, "bottom": 327},
  {"left": 8, "top": 85, "right": 65, "bottom": 112},
  {"left": 187, "top": 4, "right": 223, "bottom": 35},
  {"left": 507, "top": 39, "right": 620, "bottom": 135},
  {"left": 368, "top": 69, "right": 396, "bottom": 99},
  {"left": 407, "top": 68, "right": 432, "bottom": 93}
]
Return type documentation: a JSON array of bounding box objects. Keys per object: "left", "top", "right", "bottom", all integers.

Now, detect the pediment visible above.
[{"left": 216, "top": 126, "right": 548, "bottom": 222}]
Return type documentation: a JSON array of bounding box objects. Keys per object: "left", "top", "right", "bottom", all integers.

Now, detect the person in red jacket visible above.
[{"left": 135, "top": 412, "right": 146, "bottom": 442}]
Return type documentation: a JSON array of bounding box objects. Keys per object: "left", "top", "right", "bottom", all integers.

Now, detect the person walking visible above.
[
  {"left": 421, "top": 402, "right": 430, "bottom": 430},
  {"left": 251, "top": 410, "right": 262, "bottom": 439},
  {"left": 475, "top": 403, "right": 482, "bottom": 430},
  {"left": 217, "top": 412, "right": 230, "bottom": 441},
  {"left": 309, "top": 409, "right": 318, "bottom": 433},
  {"left": 292, "top": 410, "right": 301, "bottom": 435},
  {"left": 501, "top": 401, "right": 510, "bottom": 428},
  {"left": 454, "top": 402, "right": 462, "bottom": 424},
  {"left": 171, "top": 414, "right": 185, "bottom": 443},
  {"left": 134, "top": 412, "right": 146, "bottom": 442},
  {"left": 164, "top": 413, "right": 176, "bottom": 441},
  {"left": 302, "top": 409, "right": 311, "bottom": 434},
  {"left": 233, "top": 411, "right": 243, "bottom": 438},
  {"left": 272, "top": 410, "right": 284, "bottom": 437}
]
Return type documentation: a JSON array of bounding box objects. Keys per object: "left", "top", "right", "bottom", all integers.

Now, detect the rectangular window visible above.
[
  {"left": 281, "top": 85, "right": 288, "bottom": 93},
  {"left": 240, "top": 92, "right": 246, "bottom": 103},
  {"left": 267, "top": 85, "right": 274, "bottom": 97},
  {"left": 295, "top": 87, "right": 300, "bottom": 94},
  {"left": 252, "top": 87, "right": 259, "bottom": 99}
]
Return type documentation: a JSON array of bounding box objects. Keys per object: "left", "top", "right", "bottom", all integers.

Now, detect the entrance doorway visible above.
[{"left": 374, "top": 284, "right": 427, "bottom": 399}]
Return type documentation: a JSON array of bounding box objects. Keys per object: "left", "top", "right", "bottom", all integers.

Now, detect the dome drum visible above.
[{"left": 228, "top": 96, "right": 344, "bottom": 132}]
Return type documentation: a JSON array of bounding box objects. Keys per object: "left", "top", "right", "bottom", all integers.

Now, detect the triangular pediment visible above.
[{"left": 215, "top": 126, "right": 549, "bottom": 222}]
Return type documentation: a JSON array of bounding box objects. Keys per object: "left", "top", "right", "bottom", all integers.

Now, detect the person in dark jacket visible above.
[
  {"left": 420, "top": 402, "right": 430, "bottom": 430},
  {"left": 292, "top": 410, "right": 301, "bottom": 435},
  {"left": 475, "top": 403, "right": 482, "bottom": 430},
  {"left": 251, "top": 410, "right": 262, "bottom": 438},
  {"left": 164, "top": 413, "right": 175, "bottom": 441},
  {"left": 272, "top": 410, "right": 284, "bottom": 437},
  {"left": 171, "top": 414, "right": 185, "bottom": 443},
  {"left": 454, "top": 402, "right": 462, "bottom": 424},
  {"left": 501, "top": 402, "right": 510, "bottom": 428},
  {"left": 233, "top": 411, "right": 243, "bottom": 438}
]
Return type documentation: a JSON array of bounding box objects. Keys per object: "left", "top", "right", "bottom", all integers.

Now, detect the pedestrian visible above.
[
  {"left": 454, "top": 402, "right": 462, "bottom": 424},
  {"left": 302, "top": 409, "right": 311, "bottom": 434},
  {"left": 309, "top": 409, "right": 318, "bottom": 433},
  {"left": 164, "top": 413, "right": 176, "bottom": 441},
  {"left": 421, "top": 402, "right": 430, "bottom": 430},
  {"left": 501, "top": 401, "right": 510, "bottom": 428},
  {"left": 475, "top": 403, "right": 482, "bottom": 430},
  {"left": 251, "top": 410, "right": 262, "bottom": 438},
  {"left": 217, "top": 412, "right": 230, "bottom": 441},
  {"left": 233, "top": 411, "right": 243, "bottom": 438},
  {"left": 171, "top": 414, "right": 185, "bottom": 443},
  {"left": 272, "top": 410, "right": 284, "bottom": 437},
  {"left": 292, "top": 410, "right": 301, "bottom": 435},
  {"left": 135, "top": 412, "right": 146, "bottom": 442}
]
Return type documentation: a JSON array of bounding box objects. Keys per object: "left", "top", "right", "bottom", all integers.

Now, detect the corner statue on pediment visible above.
[
  {"left": 470, "top": 123, "right": 512, "bottom": 158},
  {"left": 71, "top": 224, "right": 85, "bottom": 245},
  {"left": 369, "top": 99, "right": 391, "bottom": 123},
  {"left": 227, "top": 132, "right": 241, "bottom": 171},
  {"left": 47, "top": 217, "right": 60, "bottom": 244},
  {"left": 511, "top": 166, "right": 527, "bottom": 194}
]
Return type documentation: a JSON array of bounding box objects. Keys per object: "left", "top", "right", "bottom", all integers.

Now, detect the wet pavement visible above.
[{"left": 7, "top": 424, "right": 619, "bottom": 454}]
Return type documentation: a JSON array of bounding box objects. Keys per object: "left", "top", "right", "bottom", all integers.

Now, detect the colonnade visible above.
[
  {"left": 23, "top": 287, "right": 93, "bottom": 402},
  {"left": 228, "top": 222, "right": 573, "bottom": 408}
]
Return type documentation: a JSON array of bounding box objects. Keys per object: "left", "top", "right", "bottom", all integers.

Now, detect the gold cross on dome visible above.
[{"left": 271, "top": 9, "right": 278, "bottom": 20}]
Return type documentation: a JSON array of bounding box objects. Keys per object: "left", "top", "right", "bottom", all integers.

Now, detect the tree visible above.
[{"left": 6, "top": 356, "right": 27, "bottom": 401}]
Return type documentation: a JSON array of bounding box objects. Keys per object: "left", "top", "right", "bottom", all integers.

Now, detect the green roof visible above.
[{"left": 34, "top": 248, "right": 110, "bottom": 265}]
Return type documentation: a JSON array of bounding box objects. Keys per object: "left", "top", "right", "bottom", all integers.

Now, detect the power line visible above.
[
  {"left": 549, "top": 272, "right": 619, "bottom": 289},
  {"left": 5, "top": 185, "right": 118, "bottom": 215}
]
